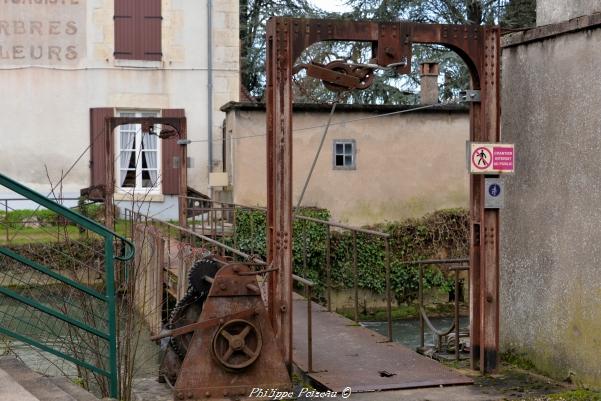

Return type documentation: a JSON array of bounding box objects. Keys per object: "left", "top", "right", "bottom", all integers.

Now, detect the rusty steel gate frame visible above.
[{"left": 265, "top": 18, "right": 501, "bottom": 374}]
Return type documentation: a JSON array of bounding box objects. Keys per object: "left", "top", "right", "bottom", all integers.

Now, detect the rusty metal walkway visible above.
[{"left": 292, "top": 295, "right": 473, "bottom": 393}]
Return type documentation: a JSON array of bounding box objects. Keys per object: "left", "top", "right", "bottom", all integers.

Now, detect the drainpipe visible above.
[{"left": 207, "top": 0, "right": 214, "bottom": 187}]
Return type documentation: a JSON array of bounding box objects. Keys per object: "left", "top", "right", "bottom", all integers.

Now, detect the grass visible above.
[
  {"left": 0, "top": 221, "right": 130, "bottom": 245},
  {"left": 545, "top": 389, "right": 601, "bottom": 401},
  {"left": 501, "top": 349, "right": 538, "bottom": 372}
]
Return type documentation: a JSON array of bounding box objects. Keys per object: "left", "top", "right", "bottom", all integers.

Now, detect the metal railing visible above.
[
  {"left": 399, "top": 258, "right": 469, "bottom": 361},
  {"left": 179, "top": 197, "right": 395, "bottom": 342},
  {"left": 0, "top": 174, "right": 134, "bottom": 398}
]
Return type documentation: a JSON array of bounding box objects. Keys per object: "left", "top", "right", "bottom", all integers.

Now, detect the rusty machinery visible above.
[
  {"left": 156, "top": 257, "right": 291, "bottom": 400},
  {"left": 265, "top": 18, "right": 501, "bottom": 374}
]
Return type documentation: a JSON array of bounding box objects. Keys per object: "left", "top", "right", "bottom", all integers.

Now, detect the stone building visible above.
[
  {"left": 0, "top": 0, "right": 239, "bottom": 219},
  {"left": 501, "top": 0, "right": 601, "bottom": 386},
  {"left": 218, "top": 68, "right": 470, "bottom": 226}
]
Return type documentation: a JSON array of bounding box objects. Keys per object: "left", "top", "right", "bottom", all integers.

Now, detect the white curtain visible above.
[
  {"left": 120, "top": 131, "right": 135, "bottom": 186},
  {"left": 142, "top": 131, "right": 158, "bottom": 187}
]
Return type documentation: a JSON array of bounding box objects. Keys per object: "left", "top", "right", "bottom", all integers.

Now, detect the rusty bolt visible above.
[
  {"left": 187, "top": 392, "right": 193, "bottom": 399},
  {"left": 219, "top": 319, "right": 224, "bottom": 325},
  {"left": 233, "top": 266, "right": 240, "bottom": 273},
  {"left": 220, "top": 283, "right": 227, "bottom": 290},
  {"left": 280, "top": 304, "right": 288, "bottom": 313},
  {"left": 205, "top": 391, "right": 211, "bottom": 398},
  {"left": 486, "top": 294, "right": 493, "bottom": 303},
  {"left": 223, "top": 391, "right": 229, "bottom": 396},
  {"left": 177, "top": 392, "right": 185, "bottom": 400},
  {"left": 254, "top": 308, "right": 260, "bottom": 316}
]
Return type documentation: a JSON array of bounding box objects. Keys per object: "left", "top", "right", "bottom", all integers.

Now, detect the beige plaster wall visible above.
[
  {"left": 225, "top": 108, "right": 469, "bottom": 226},
  {"left": 501, "top": 27, "right": 601, "bottom": 386},
  {"left": 0, "top": 0, "right": 239, "bottom": 209},
  {"left": 537, "top": 0, "right": 601, "bottom": 26}
]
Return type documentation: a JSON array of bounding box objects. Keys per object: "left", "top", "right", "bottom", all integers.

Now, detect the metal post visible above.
[
  {"left": 306, "top": 285, "right": 312, "bottom": 373},
  {"left": 200, "top": 206, "right": 205, "bottom": 237},
  {"left": 250, "top": 212, "right": 255, "bottom": 256},
  {"left": 455, "top": 269, "right": 460, "bottom": 361},
  {"left": 302, "top": 221, "right": 307, "bottom": 279},
  {"left": 326, "top": 227, "right": 331, "bottom": 312},
  {"left": 353, "top": 231, "right": 358, "bottom": 323},
  {"left": 4, "top": 201, "right": 9, "bottom": 244},
  {"left": 221, "top": 205, "right": 225, "bottom": 256},
  {"left": 104, "top": 236, "right": 119, "bottom": 398},
  {"left": 385, "top": 238, "right": 392, "bottom": 342},
  {"left": 233, "top": 207, "right": 238, "bottom": 260},
  {"left": 419, "top": 265, "right": 424, "bottom": 349}
]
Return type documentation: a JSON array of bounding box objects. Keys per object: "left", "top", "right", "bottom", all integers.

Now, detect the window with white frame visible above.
[
  {"left": 117, "top": 111, "right": 161, "bottom": 193},
  {"left": 333, "top": 139, "right": 356, "bottom": 170}
]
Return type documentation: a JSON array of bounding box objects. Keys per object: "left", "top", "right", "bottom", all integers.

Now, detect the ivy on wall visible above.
[{"left": 231, "top": 208, "right": 469, "bottom": 306}]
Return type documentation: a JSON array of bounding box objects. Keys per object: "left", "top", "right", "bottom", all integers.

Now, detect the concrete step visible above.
[
  {"left": 49, "top": 377, "right": 102, "bottom": 401},
  {"left": 0, "top": 356, "right": 100, "bottom": 401}
]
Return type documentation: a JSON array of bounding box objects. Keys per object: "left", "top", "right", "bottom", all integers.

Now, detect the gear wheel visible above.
[
  {"left": 188, "top": 257, "right": 220, "bottom": 296},
  {"left": 163, "top": 257, "right": 220, "bottom": 361}
]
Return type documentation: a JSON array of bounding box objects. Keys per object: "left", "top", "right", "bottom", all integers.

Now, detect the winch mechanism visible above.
[{"left": 156, "top": 257, "right": 291, "bottom": 400}]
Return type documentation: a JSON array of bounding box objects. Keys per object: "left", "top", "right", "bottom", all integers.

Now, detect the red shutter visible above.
[
  {"left": 89, "top": 108, "right": 114, "bottom": 188},
  {"left": 141, "top": 0, "right": 162, "bottom": 61},
  {"left": 114, "top": 0, "right": 135, "bottom": 59},
  {"left": 114, "top": 0, "right": 162, "bottom": 61},
  {"left": 161, "top": 109, "right": 186, "bottom": 195}
]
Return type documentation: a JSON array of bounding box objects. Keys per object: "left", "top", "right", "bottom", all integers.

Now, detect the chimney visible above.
[{"left": 419, "top": 62, "right": 440, "bottom": 104}]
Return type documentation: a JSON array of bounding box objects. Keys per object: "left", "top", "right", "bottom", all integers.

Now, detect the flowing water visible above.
[
  {"left": 361, "top": 316, "right": 469, "bottom": 349},
  {"left": 0, "top": 295, "right": 160, "bottom": 381}
]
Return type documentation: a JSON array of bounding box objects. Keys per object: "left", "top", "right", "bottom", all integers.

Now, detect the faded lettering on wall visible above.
[{"left": 0, "top": 0, "right": 86, "bottom": 65}]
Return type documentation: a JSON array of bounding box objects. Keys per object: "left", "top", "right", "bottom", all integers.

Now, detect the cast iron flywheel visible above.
[{"left": 211, "top": 319, "right": 262, "bottom": 370}]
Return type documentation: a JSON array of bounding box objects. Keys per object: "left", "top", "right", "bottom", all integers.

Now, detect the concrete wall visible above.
[
  {"left": 0, "top": 0, "right": 239, "bottom": 219},
  {"left": 501, "top": 27, "right": 601, "bottom": 385},
  {"left": 223, "top": 106, "right": 469, "bottom": 226},
  {"left": 537, "top": 0, "right": 601, "bottom": 25}
]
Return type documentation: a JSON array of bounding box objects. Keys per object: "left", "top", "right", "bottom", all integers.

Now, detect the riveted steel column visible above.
[
  {"left": 469, "top": 89, "right": 483, "bottom": 371},
  {"left": 479, "top": 27, "right": 501, "bottom": 373},
  {"left": 266, "top": 17, "right": 294, "bottom": 368}
]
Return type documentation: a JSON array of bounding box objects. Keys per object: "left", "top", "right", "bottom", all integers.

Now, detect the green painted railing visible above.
[{"left": 0, "top": 173, "right": 134, "bottom": 398}]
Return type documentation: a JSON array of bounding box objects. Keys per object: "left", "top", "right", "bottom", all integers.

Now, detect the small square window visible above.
[{"left": 333, "top": 140, "right": 356, "bottom": 170}]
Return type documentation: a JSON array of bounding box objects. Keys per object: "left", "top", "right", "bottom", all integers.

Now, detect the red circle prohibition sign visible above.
[{"left": 472, "top": 147, "right": 492, "bottom": 170}]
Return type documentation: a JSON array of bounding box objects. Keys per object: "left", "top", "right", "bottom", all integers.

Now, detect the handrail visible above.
[
  {"left": 181, "top": 196, "right": 391, "bottom": 237},
  {"left": 0, "top": 173, "right": 134, "bottom": 262},
  {"left": 128, "top": 209, "right": 266, "bottom": 265},
  {"left": 293, "top": 274, "right": 315, "bottom": 372},
  {"left": 0, "top": 248, "right": 106, "bottom": 300},
  {"left": 419, "top": 305, "right": 455, "bottom": 337},
  {"left": 0, "top": 172, "right": 132, "bottom": 398},
  {"left": 399, "top": 258, "right": 469, "bottom": 265}
]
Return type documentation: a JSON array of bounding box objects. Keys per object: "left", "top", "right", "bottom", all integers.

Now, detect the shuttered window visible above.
[
  {"left": 161, "top": 109, "right": 186, "bottom": 195},
  {"left": 114, "top": 0, "right": 162, "bottom": 61},
  {"left": 90, "top": 108, "right": 115, "bottom": 188},
  {"left": 89, "top": 108, "right": 185, "bottom": 197}
]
